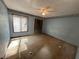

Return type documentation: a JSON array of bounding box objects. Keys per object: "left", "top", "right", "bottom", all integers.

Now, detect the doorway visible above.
[{"left": 34, "top": 18, "right": 43, "bottom": 34}]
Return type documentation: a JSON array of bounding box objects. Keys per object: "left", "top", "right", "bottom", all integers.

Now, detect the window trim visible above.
[{"left": 12, "top": 13, "right": 29, "bottom": 33}]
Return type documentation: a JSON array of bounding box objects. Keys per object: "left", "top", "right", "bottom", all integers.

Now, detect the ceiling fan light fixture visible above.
[
  {"left": 34, "top": 6, "right": 55, "bottom": 16},
  {"left": 41, "top": 8, "right": 48, "bottom": 16},
  {"left": 42, "top": 12, "right": 46, "bottom": 16}
]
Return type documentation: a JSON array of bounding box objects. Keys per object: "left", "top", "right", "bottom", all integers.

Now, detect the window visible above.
[{"left": 13, "top": 15, "right": 28, "bottom": 32}]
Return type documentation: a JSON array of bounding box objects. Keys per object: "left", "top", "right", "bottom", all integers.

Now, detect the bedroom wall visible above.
[
  {"left": 43, "top": 16, "right": 79, "bottom": 46},
  {"left": 0, "top": 0, "right": 10, "bottom": 58},
  {"left": 42, "top": 16, "right": 79, "bottom": 59}
]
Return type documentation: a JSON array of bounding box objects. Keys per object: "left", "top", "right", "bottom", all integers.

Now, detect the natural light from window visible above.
[{"left": 13, "top": 15, "right": 28, "bottom": 32}]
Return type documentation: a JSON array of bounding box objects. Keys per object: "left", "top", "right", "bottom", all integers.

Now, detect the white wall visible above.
[{"left": 0, "top": 0, "right": 10, "bottom": 58}]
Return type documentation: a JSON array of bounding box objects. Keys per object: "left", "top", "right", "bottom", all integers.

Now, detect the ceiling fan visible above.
[{"left": 34, "top": 6, "right": 55, "bottom": 16}]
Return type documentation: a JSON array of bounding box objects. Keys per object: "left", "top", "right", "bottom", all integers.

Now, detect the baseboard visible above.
[{"left": 43, "top": 33, "right": 77, "bottom": 48}]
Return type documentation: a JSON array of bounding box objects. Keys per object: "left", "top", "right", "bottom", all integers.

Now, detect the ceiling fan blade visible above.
[
  {"left": 48, "top": 10, "right": 56, "bottom": 12},
  {"left": 46, "top": 6, "right": 51, "bottom": 9}
]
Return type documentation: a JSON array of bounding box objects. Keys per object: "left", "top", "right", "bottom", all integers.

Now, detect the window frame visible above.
[{"left": 12, "top": 13, "right": 29, "bottom": 33}]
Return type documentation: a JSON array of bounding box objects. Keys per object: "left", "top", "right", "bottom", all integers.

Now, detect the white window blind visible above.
[{"left": 13, "top": 15, "right": 28, "bottom": 32}]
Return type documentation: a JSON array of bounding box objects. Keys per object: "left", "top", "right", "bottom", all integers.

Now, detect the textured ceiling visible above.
[{"left": 3, "top": 0, "right": 79, "bottom": 18}]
